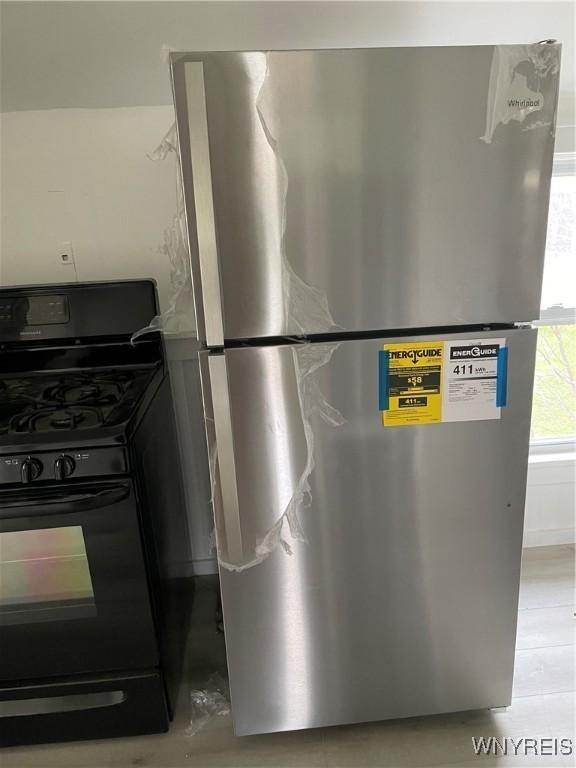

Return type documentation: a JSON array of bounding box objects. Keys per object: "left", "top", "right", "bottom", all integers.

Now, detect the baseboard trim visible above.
[{"left": 523, "top": 528, "right": 576, "bottom": 548}]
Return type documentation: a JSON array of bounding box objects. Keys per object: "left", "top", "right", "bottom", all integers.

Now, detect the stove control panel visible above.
[
  {"left": 0, "top": 447, "right": 127, "bottom": 485},
  {"left": 0, "top": 282, "right": 157, "bottom": 342}
]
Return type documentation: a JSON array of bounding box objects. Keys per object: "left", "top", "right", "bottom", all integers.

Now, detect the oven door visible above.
[{"left": 0, "top": 480, "right": 158, "bottom": 682}]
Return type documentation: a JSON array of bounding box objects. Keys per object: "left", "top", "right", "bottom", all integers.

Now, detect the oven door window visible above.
[
  {"left": 0, "top": 526, "right": 96, "bottom": 626},
  {"left": 0, "top": 482, "right": 158, "bottom": 680}
]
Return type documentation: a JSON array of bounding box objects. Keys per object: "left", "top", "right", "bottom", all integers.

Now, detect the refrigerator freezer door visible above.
[
  {"left": 173, "top": 45, "right": 559, "bottom": 344},
  {"left": 201, "top": 329, "right": 536, "bottom": 735}
]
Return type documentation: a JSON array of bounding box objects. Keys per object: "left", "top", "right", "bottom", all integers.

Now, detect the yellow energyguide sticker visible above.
[{"left": 382, "top": 341, "right": 444, "bottom": 426}]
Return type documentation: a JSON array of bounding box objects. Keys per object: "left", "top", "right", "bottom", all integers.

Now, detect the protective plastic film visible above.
[
  {"left": 481, "top": 41, "right": 561, "bottom": 144},
  {"left": 252, "top": 52, "right": 339, "bottom": 335},
  {"left": 212, "top": 342, "right": 345, "bottom": 573},
  {"left": 131, "top": 122, "right": 196, "bottom": 343},
  {"left": 212, "top": 52, "right": 338, "bottom": 335},
  {"left": 186, "top": 672, "right": 230, "bottom": 737}
]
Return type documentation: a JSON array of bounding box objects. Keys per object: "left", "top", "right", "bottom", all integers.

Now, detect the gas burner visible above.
[
  {"left": 10, "top": 407, "right": 103, "bottom": 434},
  {"left": 43, "top": 379, "right": 125, "bottom": 407},
  {"left": 0, "top": 368, "right": 151, "bottom": 437},
  {"left": 0, "top": 378, "right": 45, "bottom": 401},
  {"left": 0, "top": 400, "right": 37, "bottom": 434}
]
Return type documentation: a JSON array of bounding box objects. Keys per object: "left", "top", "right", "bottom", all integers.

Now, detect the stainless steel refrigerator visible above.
[{"left": 171, "top": 43, "right": 560, "bottom": 735}]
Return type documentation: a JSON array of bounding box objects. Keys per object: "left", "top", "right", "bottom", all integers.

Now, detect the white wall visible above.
[
  {"left": 0, "top": 106, "right": 177, "bottom": 312},
  {"left": 524, "top": 453, "right": 575, "bottom": 547},
  {"left": 1, "top": 2, "right": 574, "bottom": 131}
]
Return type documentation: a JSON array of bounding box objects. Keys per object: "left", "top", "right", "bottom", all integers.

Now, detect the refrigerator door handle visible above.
[
  {"left": 208, "top": 354, "right": 243, "bottom": 565},
  {"left": 183, "top": 62, "right": 224, "bottom": 347}
]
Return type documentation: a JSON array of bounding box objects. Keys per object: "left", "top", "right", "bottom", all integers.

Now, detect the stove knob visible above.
[
  {"left": 54, "top": 455, "right": 75, "bottom": 481},
  {"left": 21, "top": 458, "right": 42, "bottom": 484}
]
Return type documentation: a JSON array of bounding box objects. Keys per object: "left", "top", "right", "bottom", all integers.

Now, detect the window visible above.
[{"left": 531, "top": 154, "right": 576, "bottom": 445}]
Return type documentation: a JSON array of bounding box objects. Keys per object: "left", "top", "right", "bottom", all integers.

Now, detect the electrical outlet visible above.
[{"left": 59, "top": 241, "right": 75, "bottom": 267}]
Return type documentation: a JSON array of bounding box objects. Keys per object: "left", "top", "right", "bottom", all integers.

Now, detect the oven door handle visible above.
[{"left": 0, "top": 484, "right": 130, "bottom": 519}]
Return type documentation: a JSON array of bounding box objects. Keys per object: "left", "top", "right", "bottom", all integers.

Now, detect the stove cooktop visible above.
[{"left": 0, "top": 369, "right": 155, "bottom": 435}]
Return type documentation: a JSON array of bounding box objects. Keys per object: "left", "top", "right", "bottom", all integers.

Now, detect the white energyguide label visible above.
[{"left": 442, "top": 338, "right": 505, "bottom": 422}]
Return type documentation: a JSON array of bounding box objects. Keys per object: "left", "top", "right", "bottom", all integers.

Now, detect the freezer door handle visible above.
[
  {"left": 183, "top": 62, "right": 224, "bottom": 348},
  {"left": 208, "top": 354, "right": 243, "bottom": 565}
]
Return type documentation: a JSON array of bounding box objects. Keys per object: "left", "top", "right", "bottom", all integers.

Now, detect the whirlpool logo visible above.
[{"left": 507, "top": 98, "right": 542, "bottom": 109}]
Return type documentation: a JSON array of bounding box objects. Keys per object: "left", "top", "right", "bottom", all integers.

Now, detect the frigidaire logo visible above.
[
  {"left": 389, "top": 349, "right": 442, "bottom": 365},
  {"left": 450, "top": 345, "right": 498, "bottom": 360},
  {"left": 507, "top": 98, "right": 541, "bottom": 109}
]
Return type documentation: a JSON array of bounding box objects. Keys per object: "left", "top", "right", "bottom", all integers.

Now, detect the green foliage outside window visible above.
[{"left": 531, "top": 325, "right": 576, "bottom": 440}]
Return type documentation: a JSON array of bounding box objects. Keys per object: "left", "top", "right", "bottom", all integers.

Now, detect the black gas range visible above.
[{"left": 0, "top": 281, "right": 192, "bottom": 746}]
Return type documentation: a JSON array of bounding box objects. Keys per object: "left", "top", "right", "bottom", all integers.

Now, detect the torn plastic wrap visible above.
[
  {"left": 481, "top": 41, "right": 561, "bottom": 144},
  {"left": 186, "top": 672, "right": 230, "bottom": 737},
  {"left": 131, "top": 122, "right": 196, "bottom": 343},
  {"left": 213, "top": 342, "right": 345, "bottom": 573},
  {"left": 254, "top": 52, "right": 340, "bottom": 335},
  {"left": 200, "top": 55, "right": 345, "bottom": 572}
]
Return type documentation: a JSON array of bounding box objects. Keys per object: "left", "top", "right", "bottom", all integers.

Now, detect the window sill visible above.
[
  {"left": 529, "top": 450, "right": 576, "bottom": 465},
  {"left": 529, "top": 438, "right": 576, "bottom": 461}
]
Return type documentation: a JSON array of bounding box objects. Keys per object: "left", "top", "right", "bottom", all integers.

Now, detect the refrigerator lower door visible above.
[{"left": 201, "top": 328, "right": 536, "bottom": 735}]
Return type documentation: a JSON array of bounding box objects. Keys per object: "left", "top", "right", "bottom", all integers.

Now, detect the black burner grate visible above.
[{"left": 0, "top": 369, "right": 154, "bottom": 435}]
